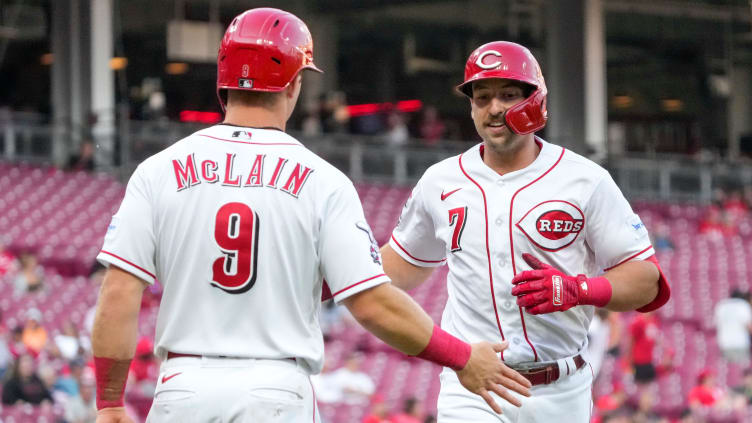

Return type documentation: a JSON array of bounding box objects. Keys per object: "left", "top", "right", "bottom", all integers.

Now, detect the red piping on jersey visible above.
[
  {"left": 330, "top": 274, "right": 387, "bottom": 298},
  {"left": 458, "top": 154, "right": 506, "bottom": 358},
  {"left": 603, "top": 245, "right": 653, "bottom": 271},
  {"left": 391, "top": 234, "right": 447, "bottom": 264},
  {"left": 100, "top": 250, "right": 156, "bottom": 279},
  {"left": 308, "top": 377, "right": 317, "bottom": 423},
  {"left": 198, "top": 133, "right": 300, "bottom": 146},
  {"left": 509, "top": 145, "right": 566, "bottom": 362}
]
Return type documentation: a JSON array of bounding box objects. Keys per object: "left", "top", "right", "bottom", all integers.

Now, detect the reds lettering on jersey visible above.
[
  {"left": 391, "top": 139, "right": 654, "bottom": 364},
  {"left": 98, "top": 125, "right": 389, "bottom": 374}
]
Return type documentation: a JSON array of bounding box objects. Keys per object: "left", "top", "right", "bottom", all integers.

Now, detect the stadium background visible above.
[{"left": 1, "top": 0, "right": 752, "bottom": 422}]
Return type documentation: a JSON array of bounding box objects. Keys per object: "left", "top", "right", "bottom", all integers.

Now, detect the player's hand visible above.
[
  {"left": 96, "top": 407, "right": 134, "bottom": 423},
  {"left": 510, "top": 254, "right": 581, "bottom": 314},
  {"left": 511, "top": 253, "right": 611, "bottom": 314},
  {"left": 455, "top": 340, "right": 532, "bottom": 414}
]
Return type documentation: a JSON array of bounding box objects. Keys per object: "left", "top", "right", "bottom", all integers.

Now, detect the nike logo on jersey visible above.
[
  {"left": 441, "top": 188, "right": 462, "bottom": 201},
  {"left": 161, "top": 372, "right": 182, "bottom": 384}
]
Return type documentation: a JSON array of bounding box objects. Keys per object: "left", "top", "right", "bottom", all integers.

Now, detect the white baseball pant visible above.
[
  {"left": 437, "top": 362, "right": 593, "bottom": 423},
  {"left": 146, "top": 355, "right": 318, "bottom": 423}
]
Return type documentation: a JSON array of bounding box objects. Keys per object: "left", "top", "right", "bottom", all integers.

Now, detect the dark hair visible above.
[
  {"left": 404, "top": 397, "right": 418, "bottom": 413},
  {"left": 731, "top": 288, "right": 750, "bottom": 300}
]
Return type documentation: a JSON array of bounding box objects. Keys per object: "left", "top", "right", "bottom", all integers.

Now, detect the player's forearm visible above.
[
  {"left": 92, "top": 271, "right": 145, "bottom": 358},
  {"left": 343, "top": 283, "right": 434, "bottom": 355},
  {"left": 602, "top": 260, "right": 659, "bottom": 311},
  {"left": 380, "top": 244, "right": 434, "bottom": 291},
  {"left": 92, "top": 267, "right": 147, "bottom": 410}
]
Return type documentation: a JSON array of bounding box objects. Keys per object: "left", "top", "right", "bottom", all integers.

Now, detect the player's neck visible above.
[
  {"left": 222, "top": 105, "right": 287, "bottom": 131},
  {"left": 482, "top": 136, "right": 540, "bottom": 175}
]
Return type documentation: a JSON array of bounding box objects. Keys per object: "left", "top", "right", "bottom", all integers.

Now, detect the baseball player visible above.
[
  {"left": 381, "top": 41, "right": 671, "bottom": 422},
  {"left": 91, "top": 10, "right": 532, "bottom": 423}
]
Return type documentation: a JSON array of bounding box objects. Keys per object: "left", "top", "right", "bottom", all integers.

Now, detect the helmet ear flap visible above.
[{"left": 504, "top": 89, "right": 547, "bottom": 135}]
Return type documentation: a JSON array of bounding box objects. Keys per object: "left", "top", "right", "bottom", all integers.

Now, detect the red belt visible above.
[
  {"left": 515, "top": 355, "right": 586, "bottom": 386},
  {"left": 166, "top": 352, "right": 296, "bottom": 362}
]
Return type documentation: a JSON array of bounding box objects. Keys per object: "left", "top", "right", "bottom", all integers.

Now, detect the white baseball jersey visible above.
[
  {"left": 391, "top": 139, "right": 656, "bottom": 364},
  {"left": 98, "top": 124, "right": 389, "bottom": 374}
]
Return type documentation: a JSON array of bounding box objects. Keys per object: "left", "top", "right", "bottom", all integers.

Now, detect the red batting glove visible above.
[{"left": 510, "top": 253, "right": 612, "bottom": 314}]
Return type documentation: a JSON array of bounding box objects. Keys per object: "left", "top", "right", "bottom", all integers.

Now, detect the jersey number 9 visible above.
[{"left": 211, "top": 202, "right": 260, "bottom": 294}]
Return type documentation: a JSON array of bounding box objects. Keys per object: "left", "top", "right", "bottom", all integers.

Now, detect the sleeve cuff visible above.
[
  {"left": 97, "top": 250, "right": 156, "bottom": 285},
  {"left": 331, "top": 274, "right": 391, "bottom": 304},
  {"left": 389, "top": 234, "right": 446, "bottom": 268},
  {"left": 636, "top": 255, "right": 671, "bottom": 313},
  {"left": 603, "top": 245, "right": 655, "bottom": 271}
]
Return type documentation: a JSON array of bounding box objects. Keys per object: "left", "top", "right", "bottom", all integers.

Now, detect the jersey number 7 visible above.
[
  {"left": 211, "top": 202, "right": 260, "bottom": 294},
  {"left": 448, "top": 206, "right": 467, "bottom": 252}
]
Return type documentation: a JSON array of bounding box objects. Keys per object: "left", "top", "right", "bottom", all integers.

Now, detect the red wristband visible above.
[
  {"left": 415, "top": 325, "right": 472, "bottom": 371},
  {"left": 94, "top": 356, "right": 131, "bottom": 410},
  {"left": 579, "top": 276, "right": 612, "bottom": 307}
]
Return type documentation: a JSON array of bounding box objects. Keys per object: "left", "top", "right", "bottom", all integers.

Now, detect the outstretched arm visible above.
[
  {"left": 601, "top": 259, "right": 659, "bottom": 311},
  {"left": 342, "top": 283, "right": 531, "bottom": 413},
  {"left": 92, "top": 266, "right": 147, "bottom": 423},
  {"left": 380, "top": 244, "right": 435, "bottom": 291}
]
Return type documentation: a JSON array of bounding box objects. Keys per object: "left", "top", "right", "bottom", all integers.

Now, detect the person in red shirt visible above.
[
  {"left": 0, "top": 242, "right": 18, "bottom": 277},
  {"left": 688, "top": 369, "right": 726, "bottom": 410},
  {"left": 390, "top": 397, "right": 423, "bottom": 423},
  {"left": 626, "top": 311, "right": 660, "bottom": 386},
  {"left": 362, "top": 394, "right": 389, "bottom": 423}
]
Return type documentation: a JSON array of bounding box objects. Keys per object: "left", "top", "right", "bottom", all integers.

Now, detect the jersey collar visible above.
[
  {"left": 462, "top": 137, "right": 564, "bottom": 183},
  {"left": 197, "top": 125, "right": 303, "bottom": 146}
]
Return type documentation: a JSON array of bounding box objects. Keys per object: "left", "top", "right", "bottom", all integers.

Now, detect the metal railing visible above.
[{"left": 2, "top": 114, "right": 751, "bottom": 202}]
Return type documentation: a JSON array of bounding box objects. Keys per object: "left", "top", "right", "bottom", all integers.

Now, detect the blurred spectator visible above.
[
  {"left": 37, "top": 362, "right": 67, "bottom": 405},
  {"left": 722, "top": 189, "right": 748, "bottom": 220},
  {"left": 0, "top": 241, "right": 18, "bottom": 276},
  {"left": 418, "top": 106, "right": 446, "bottom": 146},
  {"left": 54, "top": 357, "right": 86, "bottom": 397},
  {"left": 66, "top": 140, "right": 95, "bottom": 172},
  {"left": 651, "top": 222, "right": 674, "bottom": 251},
  {"left": 320, "top": 91, "right": 350, "bottom": 133},
  {"left": 63, "top": 367, "right": 97, "bottom": 423},
  {"left": 593, "top": 383, "right": 627, "bottom": 420},
  {"left": 21, "top": 308, "right": 48, "bottom": 356},
  {"left": 331, "top": 352, "right": 375, "bottom": 405},
  {"left": 312, "top": 352, "right": 374, "bottom": 405},
  {"left": 53, "top": 319, "right": 88, "bottom": 361},
  {"left": 631, "top": 389, "right": 662, "bottom": 423},
  {"left": 0, "top": 310, "right": 12, "bottom": 378},
  {"left": 8, "top": 325, "right": 27, "bottom": 358},
  {"left": 600, "top": 408, "right": 634, "bottom": 423},
  {"left": 13, "top": 252, "right": 44, "bottom": 296},
  {"left": 688, "top": 369, "right": 727, "bottom": 410},
  {"left": 422, "top": 416, "right": 436, "bottom": 423},
  {"left": 1, "top": 353, "right": 53, "bottom": 405},
  {"left": 627, "top": 311, "right": 660, "bottom": 386},
  {"left": 714, "top": 288, "right": 752, "bottom": 363},
  {"left": 301, "top": 101, "right": 322, "bottom": 136},
  {"left": 129, "top": 337, "right": 158, "bottom": 397},
  {"left": 384, "top": 111, "right": 410, "bottom": 146},
  {"left": 389, "top": 397, "right": 423, "bottom": 423},
  {"left": 362, "top": 394, "right": 389, "bottom": 423},
  {"left": 731, "top": 368, "right": 752, "bottom": 406},
  {"left": 676, "top": 408, "right": 698, "bottom": 423},
  {"left": 699, "top": 205, "right": 736, "bottom": 238},
  {"left": 588, "top": 308, "right": 611, "bottom": 378}
]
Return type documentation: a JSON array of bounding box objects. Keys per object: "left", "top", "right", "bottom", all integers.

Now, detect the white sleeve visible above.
[
  {"left": 96, "top": 166, "right": 157, "bottom": 284},
  {"left": 389, "top": 178, "right": 446, "bottom": 267},
  {"left": 584, "top": 174, "right": 655, "bottom": 272},
  {"left": 319, "top": 182, "right": 390, "bottom": 304}
]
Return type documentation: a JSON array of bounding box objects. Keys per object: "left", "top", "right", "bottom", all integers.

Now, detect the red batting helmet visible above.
[
  {"left": 456, "top": 41, "right": 547, "bottom": 135},
  {"left": 216, "top": 8, "right": 323, "bottom": 111}
]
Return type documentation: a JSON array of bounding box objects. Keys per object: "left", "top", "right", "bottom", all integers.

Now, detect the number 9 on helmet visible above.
[{"left": 216, "top": 8, "right": 323, "bottom": 112}]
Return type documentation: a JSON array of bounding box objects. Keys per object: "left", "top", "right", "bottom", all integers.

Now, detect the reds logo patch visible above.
[{"left": 516, "top": 200, "right": 584, "bottom": 251}]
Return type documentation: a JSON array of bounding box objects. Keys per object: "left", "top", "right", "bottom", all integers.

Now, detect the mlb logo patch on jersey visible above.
[
  {"left": 104, "top": 216, "right": 120, "bottom": 240},
  {"left": 516, "top": 200, "right": 584, "bottom": 251}
]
